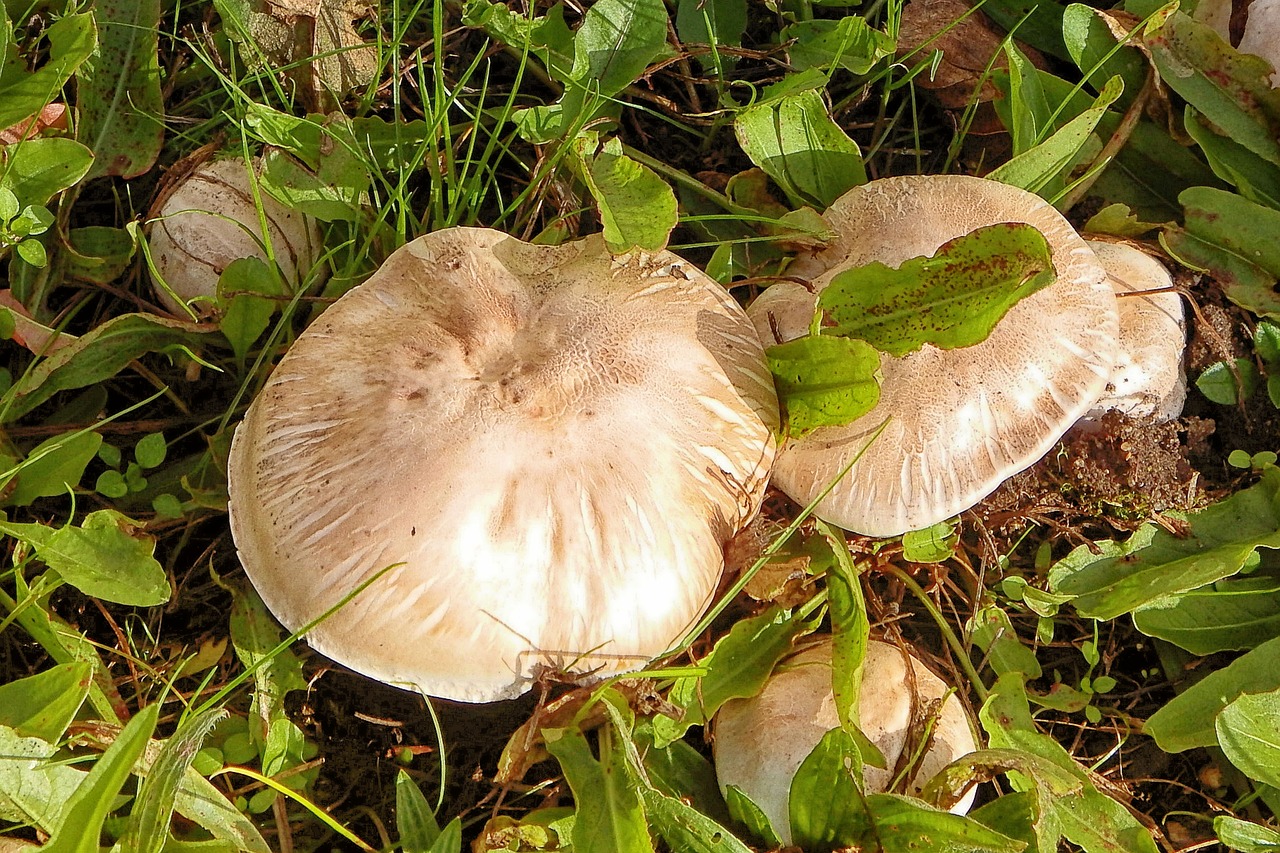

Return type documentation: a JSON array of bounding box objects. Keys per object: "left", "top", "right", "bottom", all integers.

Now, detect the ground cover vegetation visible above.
[{"left": 0, "top": 0, "right": 1279, "bottom": 850}]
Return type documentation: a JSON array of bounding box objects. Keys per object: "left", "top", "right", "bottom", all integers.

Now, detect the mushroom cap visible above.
[
  {"left": 228, "top": 227, "right": 778, "bottom": 703},
  {"left": 748, "top": 175, "right": 1118, "bottom": 537},
  {"left": 713, "top": 638, "right": 980, "bottom": 844},
  {"left": 148, "top": 157, "right": 324, "bottom": 314},
  {"left": 1083, "top": 241, "right": 1187, "bottom": 422}
]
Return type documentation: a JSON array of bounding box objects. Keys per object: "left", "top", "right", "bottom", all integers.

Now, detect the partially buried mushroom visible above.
[
  {"left": 228, "top": 227, "right": 778, "bottom": 703},
  {"left": 749, "top": 175, "right": 1118, "bottom": 537},
  {"left": 147, "top": 157, "right": 324, "bottom": 315},
  {"left": 713, "top": 637, "right": 980, "bottom": 845}
]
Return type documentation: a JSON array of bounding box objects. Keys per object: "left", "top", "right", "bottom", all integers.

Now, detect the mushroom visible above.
[
  {"left": 748, "top": 174, "right": 1118, "bottom": 537},
  {"left": 713, "top": 637, "right": 980, "bottom": 844},
  {"left": 147, "top": 157, "right": 324, "bottom": 315},
  {"left": 1083, "top": 240, "right": 1187, "bottom": 422},
  {"left": 227, "top": 227, "right": 779, "bottom": 703}
]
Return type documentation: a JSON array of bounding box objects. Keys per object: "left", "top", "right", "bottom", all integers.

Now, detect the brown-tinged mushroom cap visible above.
[
  {"left": 749, "top": 175, "right": 1118, "bottom": 537},
  {"left": 1084, "top": 240, "right": 1187, "bottom": 422},
  {"left": 228, "top": 227, "right": 778, "bottom": 703},
  {"left": 713, "top": 637, "right": 980, "bottom": 844}
]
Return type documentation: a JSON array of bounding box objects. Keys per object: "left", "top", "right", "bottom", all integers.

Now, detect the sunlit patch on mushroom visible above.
[{"left": 228, "top": 227, "right": 778, "bottom": 702}]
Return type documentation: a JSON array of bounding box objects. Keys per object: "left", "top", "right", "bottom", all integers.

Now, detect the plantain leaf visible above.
[{"left": 818, "top": 223, "right": 1056, "bottom": 357}]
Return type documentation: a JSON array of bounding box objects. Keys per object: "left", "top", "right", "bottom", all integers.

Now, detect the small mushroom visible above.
[
  {"left": 713, "top": 637, "right": 979, "bottom": 844},
  {"left": 1083, "top": 240, "right": 1187, "bottom": 422},
  {"left": 227, "top": 227, "right": 778, "bottom": 702},
  {"left": 147, "top": 157, "right": 324, "bottom": 315},
  {"left": 749, "top": 175, "right": 1118, "bottom": 537}
]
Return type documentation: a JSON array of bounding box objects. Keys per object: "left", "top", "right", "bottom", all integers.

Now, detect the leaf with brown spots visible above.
[{"left": 818, "top": 222, "right": 1056, "bottom": 357}]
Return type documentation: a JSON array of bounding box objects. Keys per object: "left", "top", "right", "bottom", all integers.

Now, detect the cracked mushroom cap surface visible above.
[
  {"left": 148, "top": 157, "right": 324, "bottom": 314},
  {"left": 1084, "top": 240, "right": 1187, "bottom": 422},
  {"left": 228, "top": 227, "right": 778, "bottom": 703},
  {"left": 748, "top": 175, "right": 1118, "bottom": 537},
  {"left": 713, "top": 638, "right": 980, "bottom": 844}
]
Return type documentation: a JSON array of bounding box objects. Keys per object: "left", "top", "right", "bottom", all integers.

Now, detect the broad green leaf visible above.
[
  {"left": 134, "top": 432, "right": 166, "bottom": 469},
  {"left": 1217, "top": 691, "right": 1280, "bottom": 789},
  {"left": 218, "top": 257, "right": 287, "bottom": 363},
  {"left": 544, "top": 725, "right": 654, "bottom": 853},
  {"left": 968, "top": 604, "right": 1044, "bottom": 678},
  {"left": 1144, "top": 11, "right": 1280, "bottom": 166},
  {"left": 570, "top": 0, "right": 668, "bottom": 94},
  {"left": 782, "top": 17, "right": 895, "bottom": 75},
  {"left": 127, "top": 708, "right": 226, "bottom": 853},
  {"left": 396, "top": 769, "right": 442, "bottom": 852},
  {"left": 634, "top": 722, "right": 728, "bottom": 822},
  {"left": 1092, "top": 118, "right": 1225, "bottom": 221},
  {"left": 639, "top": 788, "right": 754, "bottom": 853},
  {"left": 968, "top": 792, "right": 1041, "bottom": 853},
  {"left": 461, "top": 0, "right": 574, "bottom": 81},
  {"left": 1084, "top": 203, "right": 1164, "bottom": 237},
  {"left": 0, "top": 662, "right": 91, "bottom": 742},
  {"left": 1145, "top": 636, "right": 1280, "bottom": 752},
  {"left": 857, "top": 794, "right": 1025, "bottom": 853},
  {"left": 0, "top": 14, "right": 96, "bottom": 132},
  {"left": 1186, "top": 108, "right": 1280, "bottom": 210},
  {"left": 652, "top": 605, "right": 806, "bottom": 746},
  {"left": 981, "top": 674, "right": 1160, "bottom": 853},
  {"left": 819, "top": 223, "right": 1056, "bottom": 356},
  {"left": 2, "top": 428, "right": 102, "bottom": 506},
  {"left": 0, "top": 138, "right": 94, "bottom": 207},
  {"left": 66, "top": 225, "right": 136, "bottom": 285},
  {"left": 789, "top": 727, "right": 866, "bottom": 850},
  {"left": 820, "top": 521, "right": 870, "bottom": 738},
  {"left": 428, "top": 818, "right": 463, "bottom": 853},
  {"left": 1061, "top": 4, "right": 1147, "bottom": 107},
  {"left": 980, "top": 0, "right": 1070, "bottom": 60},
  {"left": 229, "top": 583, "right": 308, "bottom": 754},
  {"left": 902, "top": 521, "right": 958, "bottom": 564},
  {"left": 1165, "top": 187, "right": 1280, "bottom": 319},
  {"left": 1133, "top": 574, "right": 1280, "bottom": 654},
  {"left": 0, "top": 725, "right": 85, "bottom": 832},
  {"left": 765, "top": 335, "right": 880, "bottom": 438},
  {"left": 735, "top": 88, "right": 866, "bottom": 208},
  {"left": 259, "top": 148, "right": 363, "bottom": 222},
  {"left": 724, "top": 785, "right": 783, "bottom": 848},
  {"left": 675, "top": 0, "right": 746, "bottom": 68},
  {"left": 988, "top": 75, "right": 1123, "bottom": 197},
  {"left": 0, "top": 509, "right": 168, "bottom": 605},
  {"left": 1216, "top": 815, "right": 1280, "bottom": 852},
  {"left": 0, "top": 311, "right": 214, "bottom": 422},
  {"left": 1048, "top": 468, "right": 1280, "bottom": 619},
  {"left": 1196, "top": 359, "right": 1260, "bottom": 404},
  {"left": 577, "top": 136, "right": 677, "bottom": 252},
  {"left": 42, "top": 703, "right": 158, "bottom": 853},
  {"left": 1258, "top": 322, "right": 1280, "bottom": 365},
  {"left": 1000, "top": 47, "right": 1055, "bottom": 157}
]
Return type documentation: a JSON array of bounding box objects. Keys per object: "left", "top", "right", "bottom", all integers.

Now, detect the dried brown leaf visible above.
[{"left": 249, "top": 0, "right": 380, "bottom": 111}]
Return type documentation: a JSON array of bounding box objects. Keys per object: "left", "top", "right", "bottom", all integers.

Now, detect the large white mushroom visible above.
[
  {"left": 147, "top": 157, "right": 324, "bottom": 315},
  {"left": 748, "top": 175, "right": 1118, "bottom": 537},
  {"left": 227, "top": 227, "right": 778, "bottom": 703},
  {"left": 713, "top": 637, "right": 980, "bottom": 845}
]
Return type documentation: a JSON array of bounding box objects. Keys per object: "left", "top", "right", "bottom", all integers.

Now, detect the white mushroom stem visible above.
[{"left": 713, "top": 638, "right": 979, "bottom": 845}]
